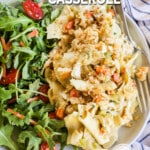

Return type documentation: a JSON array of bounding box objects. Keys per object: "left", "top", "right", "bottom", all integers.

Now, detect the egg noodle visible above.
[{"left": 45, "top": 5, "right": 148, "bottom": 150}]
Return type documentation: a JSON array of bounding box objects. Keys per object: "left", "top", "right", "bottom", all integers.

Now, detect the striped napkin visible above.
[
  {"left": 124, "top": 0, "right": 150, "bottom": 46},
  {"left": 124, "top": 0, "right": 150, "bottom": 149}
]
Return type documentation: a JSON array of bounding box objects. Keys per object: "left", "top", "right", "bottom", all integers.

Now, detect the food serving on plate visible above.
[
  {"left": 0, "top": 0, "right": 148, "bottom": 150},
  {"left": 0, "top": 1, "right": 67, "bottom": 150},
  {"left": 45, "top": 4, "right": 149, "bottom": 150}
]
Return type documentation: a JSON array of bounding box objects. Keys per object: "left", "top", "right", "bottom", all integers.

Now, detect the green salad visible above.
[{"left": 0, "top": 0, "right": 77, "bottom": 150}]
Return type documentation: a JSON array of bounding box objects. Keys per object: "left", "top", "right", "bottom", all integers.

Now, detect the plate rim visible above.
[{"left": 114, "top": 13, "right": 150, "bottom": 147}]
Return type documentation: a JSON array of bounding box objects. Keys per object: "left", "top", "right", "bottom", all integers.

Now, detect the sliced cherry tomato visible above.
[
  {"left": 0, "top": 69, "right": 21, "bottom": 85},
  {"left": 40, "top": 141, "right": 57, "bottom": 150},
  {"left": 40, "top": 141, "right": 49, "bottom": 150},
  {"left": 22, "top": 0, "right": 44, "bottom": 20},
  {"left": 38, "top": 84, "right": 49, "bottom": 103},
  {"left": 48, "top": 112, "right": 57, "bottom": 119}
]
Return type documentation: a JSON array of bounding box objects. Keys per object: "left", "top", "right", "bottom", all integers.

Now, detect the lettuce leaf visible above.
[{"left": 0, "top": 125, "right": 18, "bottom": 150}]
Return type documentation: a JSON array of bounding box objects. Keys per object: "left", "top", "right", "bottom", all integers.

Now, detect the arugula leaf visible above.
[
  {"left": 30, "top": 104, "right": 54, "bottom": 119},
  {"left": 28, "top": 79, "right": 41, "bottom": 95},
  {"left": 10, "top": 26, "right": 36, "bottom": 41},
  {"left": 0, "top": 124, "right": 18, "bottom": 150},
  {"left": 6, "top": 53, "right": 13, "bottom": 69},
  {"left": 0, "top": 66, "right": 2, "bottom": 80},
  {"left": 0, "top": 15, "right": 33, "bottom": 31},
  {"left": 11, "top": 47, "right": 36, "bottom": 57},
  {"left": 0, "top": 3, "right": 18, "bottom": 17},
  {"left": 37, "top": 113, "right": 67, "bottom": 148},
  {"left": 35, "top": 124, "right": 55, "bottom": 150},
  {"left": 2, "top": 109, "right": 26, "bottom": 127},
  {"left": 51, "top": 7, "right": 62, "bottom": 22},
  {"left": 0, "top": 41, "right": 3, "bottom": 57},
  {"left": 22, "top": 61, "right": 30, "bottom": 80},
  {"left": 18, "top": 79, "right": 41, "bottom": 97},
  {"left": 40, "top": 3, "right": 52, "bottom": 27},
  {"left": 18, "top": 131, "right": 42, "bottom": 150},
  {"left": 40, "top": 113, "right": 65, "bottom": 130},
  {"left": 0, "top": 87, "right": 15, "bottom": 103},
  {"left": 14, "top": 53, "right": 20, "bottom": 69},
  {"left": 41, "top": 52, "right": 48, "bottom": 64},
  {"left": 1, "top": 0, "right": 23, "bottom": 8}
]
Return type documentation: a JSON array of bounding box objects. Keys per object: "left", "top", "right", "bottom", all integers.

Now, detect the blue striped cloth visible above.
[
  {"left": 124, "top": 0, "right": 150, "bottom": 46},
  {"left": 124, "top": 0, "right": 150, "bottom": 149}
]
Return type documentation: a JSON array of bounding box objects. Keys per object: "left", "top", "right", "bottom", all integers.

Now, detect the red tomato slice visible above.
[
  {"left": 40, "top": 141, "right": 57, "bottom": 150},
  {"left": 48, "top": 112, "right": 58, "bottom": 119},
  {"left": 0, "top": 69, "right": 21, "bottom": 85},
  {"left": 22, "top": 0, "right": 44, "bottom": 20},
  {"left": 40, "top": 141, "right": 49, "bottom": 150},
  {"left": 38, "top": 84, "right": 49, "bottom": 103}
]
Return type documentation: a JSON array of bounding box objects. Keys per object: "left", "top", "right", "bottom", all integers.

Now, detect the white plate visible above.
[
  {"left": 110, "top": 14, "right": 150, "bottom": 149},
  {"left": 0, "top": 1, "right": 150, "bottom": 149}
]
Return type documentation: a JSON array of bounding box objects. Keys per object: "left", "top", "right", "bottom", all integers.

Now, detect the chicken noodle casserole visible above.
[{"left": 45, "top": 5, "right": 148, "bottom": 150}]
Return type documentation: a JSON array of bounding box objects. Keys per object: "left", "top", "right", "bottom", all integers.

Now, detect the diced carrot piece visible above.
[
  {"left": 85, "top": 11, "right": 93, "bottom": 18},
  {"left": 70, "top": 89, "right": 80, "bottom": 97},
  {"left": 100, "top": 128, "right": 105, "bottom": 135},
  {"left": 29, "top": 119, "right": 37, "bottom": 126},
  {"left": 27, "top": 96, "right": 39, "bottom": 103},
  {"left": 56, "top": 107, "right": 65, "bottom": 119},
  {"left": 112, "top": 73, "right": 120, "bottom": 83},
  {"left": 61, "top": 72, "right": 71, "bottom": 79},
  {"left": 0, "top": 37, "right": 11, "bottom": 51},
  {"left": 28, "top": 29, "right": 39, "bottom": 38},
  {"left": 96, "top": 65, "right": 109, "bottom": 75},
  {"left": 121, "top": 67, "right": 126, "bottom": 74},
  {"left": 1, "top": 37, "right": 8, "bottom": 51},
  {"left": 19, "top": 41, "right": 25, "bottom": 47},
  {"left": 94, "top": 95, "right": 102, "bottom": 103},
  {"left": 7, "top": 108, "right": 25, "bottom": 120},
  {"left": 65, "top": 19, "right": 74, "bottom": 30},
  {"left": 108, "top": 8, "right": 115, "bottom": 17}
]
